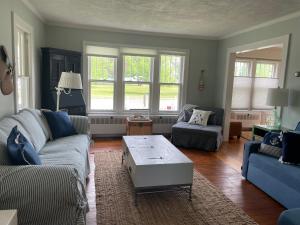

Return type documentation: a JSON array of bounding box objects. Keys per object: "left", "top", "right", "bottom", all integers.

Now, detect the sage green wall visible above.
[
  {"left": 216, "top": 15, "right": 300, "bottom": 129},
  {"left": 0, "top": 0, "right": 45, "bottom": 118},
  {"left": 45, "top": 25, "right": 218, "bottom": 107}
]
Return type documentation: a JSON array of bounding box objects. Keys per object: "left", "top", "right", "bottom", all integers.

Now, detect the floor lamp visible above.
[{"left": 56, "top": 71, "right": 83, "bottom": 111}]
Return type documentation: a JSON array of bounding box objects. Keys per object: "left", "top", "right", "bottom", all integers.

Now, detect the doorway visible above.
[{"left": 222, "top": 35, "right": 290, "bottom": 141}]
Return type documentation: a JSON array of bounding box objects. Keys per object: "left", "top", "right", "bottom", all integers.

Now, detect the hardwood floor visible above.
[{"left": 86, "top": 137, "right": 285, "bottom": 225}]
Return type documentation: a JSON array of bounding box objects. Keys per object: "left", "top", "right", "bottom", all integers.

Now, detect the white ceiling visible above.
[{"left": 26, "top": 0, "right": 300, "bottom": 39}]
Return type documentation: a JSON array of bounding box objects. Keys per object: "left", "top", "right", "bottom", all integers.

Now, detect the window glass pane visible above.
[
  {"left": 90, "top": 82, "right": 114, "bottom": 110},
  {"left": 124, "top": 55, "right": 152, "bottom": 82},
  {"left": 159, "top": 85, "right": 179, "bottom": 111},
  {"left": 124, "top": 83, "right": 149, "bottom": 110},
  {"left": 17, "top": 77, "right": 30, "bottom": 110},
  {"left": 252, "top": 78, "right": 279, "bottom": 109},
  {"left": 255, "top": 63, "right": 277, "bottom": 78},
  {"left": 231, "top": 77, "right": 252, "bottom": 109},
  {"left": 160, "top": 55, "right": 182, "bottom": 83},
  {"left": 234, "top": 61, "right": 250, "bottom": 77},
  {"left": 89, "top": 56, "right": 115, "bottom": 80}
]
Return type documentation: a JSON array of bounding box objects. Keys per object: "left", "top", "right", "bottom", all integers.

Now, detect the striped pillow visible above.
[{"left": 258, "top": 132, "right": 282, "bottom": 158}]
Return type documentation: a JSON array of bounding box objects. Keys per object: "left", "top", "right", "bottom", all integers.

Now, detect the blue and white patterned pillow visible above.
[{"left": 258, "top": 132, "right": 282, "bottom": 158}]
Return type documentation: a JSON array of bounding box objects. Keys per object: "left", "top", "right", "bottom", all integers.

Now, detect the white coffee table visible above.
[{"left": 122, "top": 135, "right": 194, "bottom": 205}]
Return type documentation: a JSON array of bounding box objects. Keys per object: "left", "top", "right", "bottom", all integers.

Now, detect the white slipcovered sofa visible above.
[{"left": 0, "top": 109, "right": 90, "bottom": 225}]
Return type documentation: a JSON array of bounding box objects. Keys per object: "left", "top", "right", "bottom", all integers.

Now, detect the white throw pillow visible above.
[{"left": 188, "top": 109, "right": 212, "bottom": 126}]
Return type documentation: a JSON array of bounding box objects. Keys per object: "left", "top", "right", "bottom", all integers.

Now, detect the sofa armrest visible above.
[
  {"left": 69, "top": 115, "right": 90, "bottom": 135},
  {"left": 278, "top": 208, "right": 300, "bottom": 225},
  {"left": 242, "top": 141, "right": 261, "bottom": 178},
  {"left": 0, "top": 165, "right": 88, "bottom": 224}
]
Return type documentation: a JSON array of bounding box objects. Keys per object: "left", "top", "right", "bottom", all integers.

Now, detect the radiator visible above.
[
  {"left": 89, "top": 116, "right": 177, "bottom": 136},
  {"left": 231, "top": 111, "right": 261, "bottom": 128}
]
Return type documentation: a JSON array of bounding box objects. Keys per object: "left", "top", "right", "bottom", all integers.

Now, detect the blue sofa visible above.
[
  {"left": 278, "top": 208, "right": 300, "bottom": 225},
  {"left": 242, "top": 141, "right": 300, "bottom": 209},
  {"left": 243, "top": 123, "right": 300, "bottom": 225}
]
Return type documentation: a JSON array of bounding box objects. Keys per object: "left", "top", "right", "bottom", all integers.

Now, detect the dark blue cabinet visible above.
[{"left": 41, "top": 48, "right": 86, "bottom": 115}]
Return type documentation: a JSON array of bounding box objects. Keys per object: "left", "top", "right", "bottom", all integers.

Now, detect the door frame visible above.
[{"left": 222, "top": 34, "right": 290, "bottom": 141}]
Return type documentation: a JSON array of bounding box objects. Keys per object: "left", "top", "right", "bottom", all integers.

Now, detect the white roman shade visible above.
[{"left": 85, "top": 45, "right": 119, "bottom": 56}]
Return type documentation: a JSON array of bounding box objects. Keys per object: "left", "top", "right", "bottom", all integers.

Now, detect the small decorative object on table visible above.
[
  {"left": 0, "top": 210, "right": 18, "bottom": 225},
  {"left": 126, "top": 115, "right": 152, "bottom": 135},
  {"left": 252, "top": 124, "right": 281, "bottom": 141}
]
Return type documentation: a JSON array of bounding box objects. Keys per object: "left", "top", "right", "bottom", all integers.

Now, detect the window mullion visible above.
[
  {"left": 152, "top": 55, "right": 160, "bottom": 114},
  {"left": 116, "top": 55, "right": 123, "bottom": 113}
]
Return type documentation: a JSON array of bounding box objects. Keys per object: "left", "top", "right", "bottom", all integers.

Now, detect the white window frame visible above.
[
  {"left": 12, "top": 12, "right": 35, "bottom": 112},
  {"left": 122, "top": 54, "right": 154, "bottom": 112},
  {"left": 83, "top": 41, "right": 189, "bottom": 115},
  {"left": 87, "top": 55, "right": 118, "bottom": 112},
  {"left": 158, "top": 53, "right": 185, "bottom": 113}
]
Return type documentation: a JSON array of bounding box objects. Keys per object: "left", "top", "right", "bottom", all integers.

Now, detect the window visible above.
[
  {"left": 85, "top": 43, "right": 188, "bottom": 114},
  {"left": 123, "top": 55, "right": 153, "bottom": 110},
  {"left": 159, "top": 55, "right": 184, "bottom": 111},
  {"left": 234, "top": 61, "right": 251, "bottom": 77},
  {"left": 231, "top": 59, "right": 280, "bottom": 110},
  {"left": 15, "top": 26, "right": 32, "bottom": 111},
  {"left": 88, "top": 56, "right": 116, "bottom": 110}
]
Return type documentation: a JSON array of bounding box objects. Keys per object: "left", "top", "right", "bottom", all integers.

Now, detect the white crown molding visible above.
[
  {"left": 46, "top": 21, "right": 218, "bottom": 41},
  {"left": 220, "top": 10, "right": 300, "bottom": 40},
  {"left": 21, "top": 0, "right": 46, "bottom": 23}
]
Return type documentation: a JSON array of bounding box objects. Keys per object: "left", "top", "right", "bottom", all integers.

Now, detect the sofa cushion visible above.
[
  {"left": 172, "top": 122, "right": 223, "bottom": 150},
  {"left": 12, "top": 110, "right": 48, "bottom": 152},
  {"left": 7, "top": 126, "right": 41, "bottom": 165},
  {"left": 0, "top": 117, "right": 32, "bottom": 145},
  {"left": 249, "top": 153, "right": 300, "bottom": 191},
  {"left": 39, "top": 134, "right": 90, "bottom": 183},
  {"left": 42, "top": 111, "right": 77, "bottom": 140},
  {"left": 24, "top": 109, "right": 52, "bottom": 140}
]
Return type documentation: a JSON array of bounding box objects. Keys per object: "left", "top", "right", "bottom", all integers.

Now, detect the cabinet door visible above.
[
  {"left": 50, "top": 54, "right": 65, "bottom": 89},
  {"left": 66, "top": 55, "right": 81, "bottom": 73}
]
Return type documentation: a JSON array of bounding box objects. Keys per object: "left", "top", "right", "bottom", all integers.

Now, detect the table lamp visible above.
[
  {"left": 266, "top": 87, "right": 288, "bottom": 128},
  {"left": 56, "top": 71, "right": 83, "bottom": 111}
]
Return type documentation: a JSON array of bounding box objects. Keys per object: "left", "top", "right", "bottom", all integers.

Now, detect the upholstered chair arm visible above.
[
  {"left": 241, "top": 141, "right": 261, "bottom": 178},
  {"left": 69, "top": 115, "right": 90, "bottom": 135},
  {"left": 0, "top": 165, "right": 88, "bottom": 225}
]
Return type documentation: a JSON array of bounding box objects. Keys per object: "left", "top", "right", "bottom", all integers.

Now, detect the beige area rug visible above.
[{"left": 95, "top": 151, "right": 257, "bottom": 225}]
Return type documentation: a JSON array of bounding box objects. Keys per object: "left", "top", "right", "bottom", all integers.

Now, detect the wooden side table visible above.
[
  {"left": 229, "top": 121, "right": 242, "bottom": 139},
  {"left": 126, "top": 118, "right": 153, "bottom": 135},
  {"left": 252, "top": 125, "right": 281, "bottom": 141},
  {"left": 0, "top": 210, "right": 18, "bottom": 225}
]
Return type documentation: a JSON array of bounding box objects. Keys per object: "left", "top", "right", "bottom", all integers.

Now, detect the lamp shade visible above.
[
  {"left": 58, "top": 72, "right": 82, "bottom": 89},
  {"left": 266, "top": 88, "right": 288, "bottom": 107}
]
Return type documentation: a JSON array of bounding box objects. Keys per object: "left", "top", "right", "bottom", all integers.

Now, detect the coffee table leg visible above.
[{"left": 189, "top": 185, "right": 192, "bottom": 201}]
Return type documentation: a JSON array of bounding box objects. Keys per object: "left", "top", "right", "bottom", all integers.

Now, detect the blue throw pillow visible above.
[
  {"left": 183, "top": 110, "right": 193, "bottom": 122},
  {"left": 280, "top": 131, "right": 300, "bottom": 165},
  {"left": 7, "top": 126, "right": 41, "bottom": 165},
  {"left": 42, "top": 111, "right": 77, "bottom": 140},
  {"left": 258, "top": 132, "right": 282, "bottom": 158}
]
